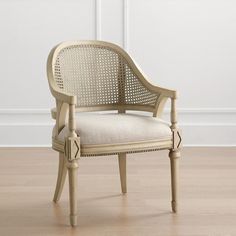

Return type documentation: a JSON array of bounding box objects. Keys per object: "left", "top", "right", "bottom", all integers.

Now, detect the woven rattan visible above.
[{"left": 54, "top": 44, "right": 159, "bottom": 107}]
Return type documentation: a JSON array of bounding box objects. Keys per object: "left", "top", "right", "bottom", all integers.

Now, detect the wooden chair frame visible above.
[{"left": 46, "top": 40, "right": 182, "bottom": 226}]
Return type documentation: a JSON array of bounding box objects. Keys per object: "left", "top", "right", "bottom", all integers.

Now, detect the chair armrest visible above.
[
  {"left": 50, "top": 87, "right": 77, "bottom": 105},
  {"left": 53, "top": 101, "right": 76, "bottom": 135},
  {"left": 47, "top": 51, "right": 77, "bottom": 144},
  {"left": 51, "top": 108, "right": 57, "bottom": 120},
  {"left": 121, "top": 51, "right": 177, "bottom": 117},
  {"left": 52, "top": 102, "right": 80, "bottom": 161},
  {"left": 133, "top": 65, "right": 177, "bottom": 117},
  {"left": 119, "top": 48, "right": 177, "bottom": 100},
  {"left": 47, "top": 45, "right": 77, "bottom": 105},
  {"left": 137, "top": 72, "right": 177, "bottom": 117},
  {"left": 137, "top": 73, "right": 177, "bottom": 99},
  {"left": 47, "top": 43, "right": 80, "bottom": 160}
]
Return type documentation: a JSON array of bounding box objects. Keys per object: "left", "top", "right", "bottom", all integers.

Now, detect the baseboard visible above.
[
  {"left": 0, "top": 108, "right": 235, "bottom": 146},
  {"left": 0, "top": 145, "right": 235, "bottom": 148}
]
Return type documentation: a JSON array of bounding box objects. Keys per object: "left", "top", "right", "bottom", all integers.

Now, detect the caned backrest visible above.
[{"left": 47, "top": 41, "right": 160, "bottom": 110}]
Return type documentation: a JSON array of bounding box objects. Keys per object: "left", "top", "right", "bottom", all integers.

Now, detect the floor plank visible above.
[{"left": 0, "top": 147, "right": 235, "bottom": 236}]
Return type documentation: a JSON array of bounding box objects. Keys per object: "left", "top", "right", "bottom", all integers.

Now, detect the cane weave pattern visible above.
[{"left": 54, "top": 44, "right": 159, "bottom": 107}]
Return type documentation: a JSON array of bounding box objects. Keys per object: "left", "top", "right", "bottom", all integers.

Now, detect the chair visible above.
[{"left": 46, "top": 40, "right": 182, "bottom": 226}]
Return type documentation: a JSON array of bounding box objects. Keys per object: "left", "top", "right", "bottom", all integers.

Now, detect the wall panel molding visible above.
[
  {"left": 95, "top": 0, "right": 101, "bottom": 40},
  {"left": 97, "top": 0, "right": 124, "bottom": 46},
  {"left": 0, "top": 108, "right": 235, "bottom": 146},
  {"left": 123, "top": 0, "right": 128, "bottom": 50}
]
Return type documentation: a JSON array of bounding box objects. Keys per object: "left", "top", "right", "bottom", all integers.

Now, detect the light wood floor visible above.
[{"left": 0, "top": 147, "right": 236, "bottom": 236}]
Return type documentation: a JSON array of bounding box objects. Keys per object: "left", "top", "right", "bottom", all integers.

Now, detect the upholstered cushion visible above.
[{"left": 55, "top": 113, "right": 172, "bottom": 145}]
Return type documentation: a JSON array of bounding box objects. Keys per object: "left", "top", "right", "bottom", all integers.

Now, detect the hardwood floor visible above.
[{"left": 0, "top": 147, "right": 236, "bottom": 236}]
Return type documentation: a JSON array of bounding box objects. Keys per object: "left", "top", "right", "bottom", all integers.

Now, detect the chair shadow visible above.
[{"left": 0, "top": 193, "right": 174, "bottom": 235}]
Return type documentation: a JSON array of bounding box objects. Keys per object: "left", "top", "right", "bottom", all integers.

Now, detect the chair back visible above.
[{"left": 47, "top": 41, "right": 159, "bottom": 110}]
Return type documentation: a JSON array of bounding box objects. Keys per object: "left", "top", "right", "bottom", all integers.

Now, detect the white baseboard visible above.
[{"left": 0, "top": 108, "right": 235, "bottom": 146}]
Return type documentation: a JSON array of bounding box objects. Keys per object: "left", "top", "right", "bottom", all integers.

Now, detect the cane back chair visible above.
[{"left": 46, "top": 40, "right": 182, "bottom": 226}]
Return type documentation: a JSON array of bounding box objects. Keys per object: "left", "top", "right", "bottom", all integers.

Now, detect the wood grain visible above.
[{"left": 0, "top": 147, "right": 236, "bottom": 235}]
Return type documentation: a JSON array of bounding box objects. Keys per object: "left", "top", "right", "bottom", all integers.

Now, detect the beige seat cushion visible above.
[{"left": 55, "top": 113, "right": 172, "bottom": 146}]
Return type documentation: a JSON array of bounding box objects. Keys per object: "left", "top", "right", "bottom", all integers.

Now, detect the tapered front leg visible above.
[
  {"left": 118, "top": 153, "right": 127, "bottom": 193},
  {"left": 65, "top": 104, "right": 80, "bottom": 226},
  {"left": 169, "top": 150, "right": 180, "bottom": 213},
  {"left": 53, "top": 153, "right": 67, "bottom": 203},
  {"left": 169, "top": 97, "right": 181, "bottom": 213},
  {"left": 67, "top": 160, "right": 79, "bottom": 226}
]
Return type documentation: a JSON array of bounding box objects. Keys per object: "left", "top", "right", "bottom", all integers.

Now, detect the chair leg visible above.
[
  {"left": 67, "top": 160, "right": 79, "bottom": 227},
  {"left": 118, "top": 153, "right": 127, "bottom": 194},
  {"left": 53, "top": 153, "right": 67, "bottom": 203},
  {"left": 169, "top": 150, "right": 180, "bottom": 213}
]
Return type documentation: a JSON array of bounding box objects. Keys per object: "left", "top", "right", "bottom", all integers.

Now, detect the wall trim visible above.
[
  {"left": 0, "top": 109, "right": 50, "bottom": 114},
  {"left": 0, "top": 108, "right": 235, "bottom": 114},
  {"left": 0, "top": 145, "right": 52, "bottom": 148},
  {"left": 0, "top": 108, "right": 235, "bottom": 146},
  {"left": 0, "top": 107, "right": 235, "bottom": 115},
  {"left": 95, "top": 0, "right": 101, "bottom": 40},
  {"left": 0, "top": 123, "right": 235, "bottom": 127},
  {"left": 0, "top": 145, "right": 235, "bottom": 148},
  {"left": 123, "top": 0, "right": 128, "bottom": 50}
]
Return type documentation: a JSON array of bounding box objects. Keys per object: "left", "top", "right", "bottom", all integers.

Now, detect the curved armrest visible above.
[
  {"left": 50, "top": 87, "right": 77, "bottom": 105},
  {"left": 114, "top": 44, "right": 177, "bottom": 100},
  {"left": 134, "top": 67, "right": 177, "bottom": 116},
  {"left": 47, "top": 44, "right": 77, "bottom": 105},
  {"left": 132, "top": 62, "right": 177, "bottom": 99},
  {"left": 51, "top": 107, "right": 57, "bottom": 120},
  {"left": 52, "top": 102, "right": 80, "bottom": 161},
  {"left": 47, "top": 73, "right": 76, "bottom": 105},
  {"left": 128, "top": 58, "right": 177, "bottom": 117},
  {"left": 142, "top": 79, "right": 177, "bottom": 99}
]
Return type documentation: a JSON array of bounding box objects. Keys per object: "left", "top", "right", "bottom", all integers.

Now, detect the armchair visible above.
[{"left": 46, "top": 40, "right": 182, "bottom": 226}]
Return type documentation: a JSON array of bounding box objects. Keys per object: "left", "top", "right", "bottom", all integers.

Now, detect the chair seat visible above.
[{"left": 54, "top": 113, "right": 172, "bottom": 146}]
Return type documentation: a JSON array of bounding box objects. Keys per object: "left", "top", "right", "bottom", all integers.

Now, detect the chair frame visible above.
[{"left": 47, "top": 40, "right": 182, "bottom": 226}]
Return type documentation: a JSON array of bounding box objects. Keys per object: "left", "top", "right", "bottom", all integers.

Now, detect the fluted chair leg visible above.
[
  {"left": 169, "top": 150, "right": 180, "bottom": 213},
  {"left": 118, "top": 153, "right": 127, "bottom": 194},
  {"left": 67, "top": 160, "right": 79, "bottom": 226},
  {"left": 53, "top": 153, "right": 67, "bottom": 203}
]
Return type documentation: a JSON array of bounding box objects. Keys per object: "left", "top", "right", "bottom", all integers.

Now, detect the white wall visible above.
[{"left": 0, "top": 0, "right": 235, "bottom": 146}]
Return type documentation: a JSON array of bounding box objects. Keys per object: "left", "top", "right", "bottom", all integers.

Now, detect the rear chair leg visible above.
[
  {"left": 118, "top": 153, "right": 127, "bottom": 194},
  {"left": 169, "top": 150, "right": 180, "bottom": 213},
  {"left": 53, "top": 153, "right": 67, "bottom": 203}
]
